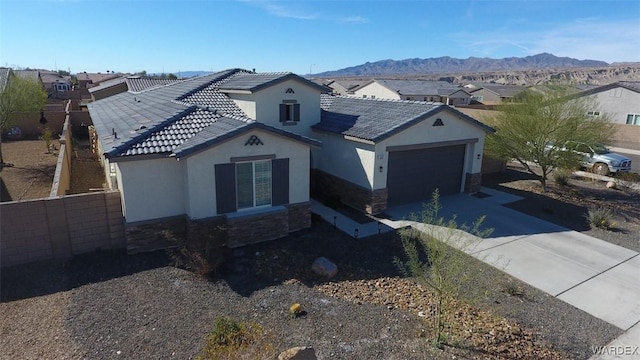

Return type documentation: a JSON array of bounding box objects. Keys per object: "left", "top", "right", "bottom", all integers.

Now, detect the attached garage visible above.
[
  {"left": 313, "top": 95, "right": 495, "bottom": 214},
  {"left": 386, "top": 144, "right": 465, "bottom": 206}
]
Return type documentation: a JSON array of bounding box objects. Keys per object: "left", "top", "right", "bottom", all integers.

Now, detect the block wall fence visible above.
[{"left": 0, "top": 191, "right": 125, "bottom": 267}]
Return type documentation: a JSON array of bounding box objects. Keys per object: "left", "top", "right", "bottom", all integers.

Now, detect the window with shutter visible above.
[
  {"left": 235, "top": 160, "right": 272, "bottom": 209},
  {"left": 215, "top": 163, "right": 237, "bottom": 214},
  {"left": 279, "top": 101, "right": 300, "bottom": 123}
]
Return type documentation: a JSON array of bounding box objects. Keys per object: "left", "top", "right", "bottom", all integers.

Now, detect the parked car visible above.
[{"left": 560, "top": 142, "right": 632, "bottom": 175}]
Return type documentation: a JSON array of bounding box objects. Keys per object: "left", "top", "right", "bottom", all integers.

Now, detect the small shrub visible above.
[
  {"left": 289, "top": 303, "right": 302, "bottom": 318},
  {"left": 587, "top": 206, "right": 616, "bottom": 230},
  {"left": 552, "top": 169, "right": 571, "bottom": 188},
  {"left": 503, "top": 283, "right": 525, "bottom": 298},
  {"left": 41, "top": 127, "right": 53, "bottom": 153},
  {"left": 164, "top": 228, "right": 228, "bottom": 278},
  {"left": 197, "top": 317, "right": 274, "bottom": 360}
]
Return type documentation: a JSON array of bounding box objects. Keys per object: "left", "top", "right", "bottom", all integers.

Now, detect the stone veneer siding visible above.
[
  {"left": 125, "top": 216, "right": 187, "bottom": 254},
  {"left": 125, "top": 202, "right": 312, "bottom": 251},
  {"left": 226, "top": 207, "right": 289, "bottom": 248},
  {"left": 312, "top": 169, "right": 387, "bottom": 214},
  {"left": 287, "top": 202, "right": 312, "bottom": 232},
  {"left": 465, "top": 172, "right": 482, "bottom": 193}
]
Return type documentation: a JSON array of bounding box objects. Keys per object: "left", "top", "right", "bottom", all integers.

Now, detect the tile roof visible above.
[
  {"left": 88, "top": 76, "right": 128, "bottom": 93},
  {"left": 0, "top": 68, "right": 10, "bottom": 92},
  {"left": 126, "top": 77, "right": 182, "bottom": 93},
  {"left": 619, "top": 81, "right": 640, "bottom": 92},
  {"left": 470, "top": 84, "right": 526, "bottom": 98},
  {"left": 89, "top": 68, "right": 320, "bottom": 159},
  {"left": 77, "top": 72, "right": 120, "bottom": 84},
  {"left": 573, "top": 81, "right": 640, "bottom": 98},
  {"left": 314, "top": 94, "right": 493, "bottom": 142},
  {"left": 218, "top": 72, "right": 328, "bottom": 93}
]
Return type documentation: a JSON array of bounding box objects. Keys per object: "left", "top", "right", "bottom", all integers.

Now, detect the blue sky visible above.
[{"left": 1, "top": 0, "right": 639, "bottom": 75}]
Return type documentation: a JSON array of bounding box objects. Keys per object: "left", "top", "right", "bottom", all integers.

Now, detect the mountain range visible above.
[{"left": 314, "top": 53, "right": 611, "bottom": 77}]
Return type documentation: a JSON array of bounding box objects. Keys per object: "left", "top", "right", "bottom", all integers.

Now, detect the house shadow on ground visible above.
[
  {"left": 0, "top": 250, "right": 170, "bottom": 302},
  {"left": 482, "top": 168, "right": 592, "bottom": 232},
  {"left": 1, "top": 220, "right": 409, "bottom": 302}
]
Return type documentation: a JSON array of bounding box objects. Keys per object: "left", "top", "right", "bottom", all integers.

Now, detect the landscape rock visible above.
[
  {"left": 606, "top": 181, "right": 617, "bottom": 189},
  {"left": 278, "top": 346, "right": 317, "bottom": 360},
  {"left": 311, "top": 257, "right": 338, "bottom": 278}
]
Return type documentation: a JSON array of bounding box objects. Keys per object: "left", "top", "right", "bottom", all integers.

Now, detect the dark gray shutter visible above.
[
  {"left": 271, "top": 158, "right": 289, "bottom": 205},
  {"left": 279, "top": 104, "right": 286, "bottom": 122},
  {"left": 215, "top": 163, "right": 236, "bottom": 214},
  {"left": 293, "top": 103, "right": 300, "bottom": 121}
]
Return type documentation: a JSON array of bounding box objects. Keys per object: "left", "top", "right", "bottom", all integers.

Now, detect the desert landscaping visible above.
[{"left": 1, "top": 138, "right": 638, "bottom": 359}]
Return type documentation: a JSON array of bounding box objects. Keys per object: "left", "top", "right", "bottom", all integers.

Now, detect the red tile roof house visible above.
[{"left": 87, "top": 69, "right": 493, "bottom": 252}]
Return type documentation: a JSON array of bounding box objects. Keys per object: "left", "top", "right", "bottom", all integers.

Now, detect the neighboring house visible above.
[
  {"left": 77, "top": 72, "right": 121, "bottom": 88},
  {"left": 321, "top": 79, "right": 370, "bottom": 95},
  {"left": 353, "top": 79, "right": 472, "bottom": 105},
  {"left": 88, "top": 76, "right": 128, "bottom": 101},
  {"left": 40, "top": 70, "right": 72, "bottom": 93},
  {"left": 87, "top": 68, "right": 492, "bottom": 251},
  {"left": 572, "top": 81, "right": 640, "bottom": 125},
  {"left": 13, "top": 70, "right": 44, "bottom": 88},
  {"left": 89, "top": 76, "right": 183, "bottom": 101},
  {"left": 468, "top": 84, "right": 526, "bottom": 105}
]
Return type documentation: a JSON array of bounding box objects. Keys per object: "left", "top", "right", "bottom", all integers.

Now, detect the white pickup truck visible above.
[{"left": 562, "top": 142, "right": 632, "bottom": 175}]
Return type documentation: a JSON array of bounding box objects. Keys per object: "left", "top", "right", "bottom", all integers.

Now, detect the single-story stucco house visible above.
[{"left": 87, "top": 68, "right": 493, "bottom": 251}]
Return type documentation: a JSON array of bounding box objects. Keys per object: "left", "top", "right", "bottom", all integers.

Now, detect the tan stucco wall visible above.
[
  {"left": 311, "top": 131, "right": 376, "bottom": 190},
  {"left": 183, "top": 128, "right": 311, "bottom": 219},
  {"left": 583, "top": 87, "right": 640, "bottom": 125},
  {"left": 116, "top": 157, "right": 186, "bottom": 222},
  {"left": 253, "top": 79, "right": 322, "bottom": 138},
  {"left": 353, "top": 82, "right": 401, "bottom": 100}
]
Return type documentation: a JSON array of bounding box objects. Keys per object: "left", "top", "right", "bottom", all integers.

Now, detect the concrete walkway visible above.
[{"left": 311, "top": 188, "right": 640, "bottom": 356}]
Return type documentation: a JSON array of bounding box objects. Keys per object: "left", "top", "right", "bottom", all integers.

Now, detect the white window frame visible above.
[{"left": 627, "top": 114, "right": 640, "bottom": 125}]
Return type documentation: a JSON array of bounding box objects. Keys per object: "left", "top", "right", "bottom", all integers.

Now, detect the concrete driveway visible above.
[{"left": 384, "top": 188, "right": 640, "bottom": 332}]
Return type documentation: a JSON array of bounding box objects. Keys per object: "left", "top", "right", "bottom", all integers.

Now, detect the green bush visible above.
[
  {"left": 587, "top": 206, "right": 616, "bottom": 230},
  {"left": 197, "top": 317, "right": 274, "bottom": 360},
  {"left": 552, "top": 169, "right": 571, "bottom": 187}
]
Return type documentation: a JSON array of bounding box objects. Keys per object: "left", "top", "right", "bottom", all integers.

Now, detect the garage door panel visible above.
[{"left": 387, "top": 145, "right": 465, "bottom": 206}]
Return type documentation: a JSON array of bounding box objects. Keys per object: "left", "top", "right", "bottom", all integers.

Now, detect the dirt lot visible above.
[
  {"left": 0, "top": 140, "right": 58, "bottom": 201},
  {"left": 0, "top": 140, "right": 106, "bottom": 202}
]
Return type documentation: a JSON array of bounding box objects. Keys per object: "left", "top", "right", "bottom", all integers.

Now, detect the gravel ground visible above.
[{"left": 1, "top": 221, "right": 622, "bottom": 360}]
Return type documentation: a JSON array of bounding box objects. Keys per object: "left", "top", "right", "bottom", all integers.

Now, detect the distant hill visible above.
[
  {"left": 315, "top": 53, "right": 609, "bottom": 77},
  {"left": 148, "top": 71, "right": 209, "bottom": 78}
]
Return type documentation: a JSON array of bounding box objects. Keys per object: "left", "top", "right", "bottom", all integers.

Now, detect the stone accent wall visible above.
[
  {"left": 369, "top": 189, "right": 388, "bottom": 215},
  {"left": 187, "top": 216, "right": 227, "bottom": 250},
  {"left": 287, "top": 202, "right": 311, "bottom": 232},
  {"left": 312, "top": 169, "right": 387, "bottom": 214},
  {"left": 465, "top": 172, "right": 482, "bottom": 193},
  {"left": 226, "top": 208, "right": 289, "bottom": 248},
  {"left": 125, "top": 216, "right": 187, "bottom": 254}
]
